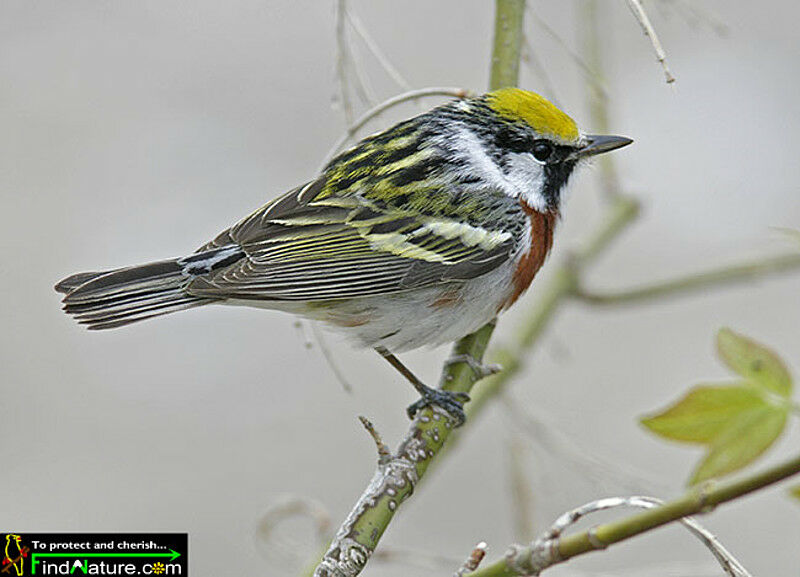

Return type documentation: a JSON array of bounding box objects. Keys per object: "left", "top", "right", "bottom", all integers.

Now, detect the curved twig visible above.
[
  {"left": 346, "top": 10, "right": 412, "bottom": 91},
  {"left": 543, "top": 496, "right": 750, "bottom": 577},
  {"left": 468, "top": 453, "right": 800, "bottom": 576},
  {"left": 320, "top": 86, "right": 472, "bottom": 168}
]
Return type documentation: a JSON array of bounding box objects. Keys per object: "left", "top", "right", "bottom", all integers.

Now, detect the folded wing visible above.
[{"left": 188, "top": 179, "right": 523, "bottom": 301}]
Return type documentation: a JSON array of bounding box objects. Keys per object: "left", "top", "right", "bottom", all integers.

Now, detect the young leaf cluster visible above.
[{"left": 642, "top": 328, "right": 796, "bottom": 485}]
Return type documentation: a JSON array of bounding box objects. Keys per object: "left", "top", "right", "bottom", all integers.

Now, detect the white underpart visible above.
[
  {"left": 229, "top": 220, "right": 534, "bottom": 353},
  {"left": 343, "top": 262, "right": 515, "bottom": 351},
  {"left": 238, "top": 258, "right": 517, "bottom": 352}
]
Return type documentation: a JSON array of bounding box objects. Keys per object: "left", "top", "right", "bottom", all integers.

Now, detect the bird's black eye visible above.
[{"left": 532, "top": 140, "right": 553, "bottom": 162}]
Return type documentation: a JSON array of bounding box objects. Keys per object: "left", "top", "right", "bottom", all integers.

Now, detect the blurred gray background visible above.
[{"left": 2, "top": 1, "right": 800, "bottom": 575}]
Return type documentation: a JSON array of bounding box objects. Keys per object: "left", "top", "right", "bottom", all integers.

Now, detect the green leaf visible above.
[
  {"left": 717, "top": 328, "right": 792, "bottom": 397},
  {"left": 789, "top": 484, "right": 800, "bottom": 502},
  {"left": 642, "top": 382, "right": 790, "bottom": 484},
  {"left": 641, "top": 384, "right": 767, "bottom": 443},
  {"left": 689, "top": 404, "right": 787, "bottom": 484}
]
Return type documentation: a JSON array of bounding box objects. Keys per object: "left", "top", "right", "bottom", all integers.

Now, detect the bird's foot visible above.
[
  {"left": 444, "top": 353, "right": 502, "bottom": 380},
  {"left": 406, "top": 384, "right": 470, "bottom": 427}
]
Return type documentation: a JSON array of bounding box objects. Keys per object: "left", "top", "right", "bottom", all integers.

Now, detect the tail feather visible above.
[
  {"left": 69, "top": 288, "right": 188, "bottom": 320},
  {"left": 55, "top": 271, "right": 110, "bottom": 294},
  {"left": 61, "top": 260, "right": 185, "bottom": 301},
  {"left": 57, "top": 257, "right": 217, "bottom": 330},
  {"left": 80, "top": 294, "right": 208, "bottom": 330}
]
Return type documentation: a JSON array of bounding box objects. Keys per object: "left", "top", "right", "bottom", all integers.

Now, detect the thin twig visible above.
[
  {"left": 527, "top": 5, "right": 609, "bottom": 99},
  {"left": 357, "top": 415, "right": 391, "bottom": 464},
  {"left": 542, "top": 496, "right": 750, "bottom": 577},
  {"left": 310, "top": 322, "right": 353, "bottom": 393},
  {"left": 258, "top": 496, "right": 332, "bottom": 544},
  {"left": 320, "top": 87, "right": 471, "bottom": 168},
  {"left": 346, "top": 10, "right": 412, "bottom": 91},
  {"left": 294, "top": 318, "right": 354, "bottom": 394},
  {"left": 507, "top": 434, "right": 536, "bottom": 542},
  {"left": 469, "top": 453, "right": 800, "bottom": 576},
  {"left": 346, "top": 43, "right": 377, "bottom": 109},
  {"left": 520, "top": 35, "right": 560, "bottom": 105},
  {"left": 256, "top": 495, "right": 332, "bottom": 571},
  {"left": 573, "top": 253, "right": 800, "bottom": 306},
  {"left": 581, "top": 0, "right": 620, "bottom": 200},
  {"left": 502, "top": 397, "right": 669, "bottom": 495},
  {"left": 455, "top": 542, "right": 488, "bottom": 577},
  {"left": 333, "top": 0, "right": 375, "bottom": 111},
  {"left": 293, "top": 319, "right": 315, "bottom": 349},
  {"left": 625, "top": 0, "right": 676, "bottom": 84},
  {"left": 333, "top": 0, "right": 355, "bottom": 126}
]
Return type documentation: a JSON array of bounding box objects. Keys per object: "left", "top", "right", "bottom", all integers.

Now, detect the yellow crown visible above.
[{"left": 486, "top": 88, "right": 580, "bottom": 144}]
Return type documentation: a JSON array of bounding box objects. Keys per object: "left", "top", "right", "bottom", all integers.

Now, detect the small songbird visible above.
[{"left": 56, "top": 88, "right": 631, "bottom": 424}]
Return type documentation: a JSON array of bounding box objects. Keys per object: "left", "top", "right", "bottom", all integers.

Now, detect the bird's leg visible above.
[
  {"left": 375, "top": 346, "right": 470, "bottom": 426},
  {"left": 443, "top": 353, "right": 502, "bottom": 379}
]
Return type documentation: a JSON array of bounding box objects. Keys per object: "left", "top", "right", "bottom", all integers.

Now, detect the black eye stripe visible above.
[{"left": 494, "top": 128, "right": 577, "bottom": 163}]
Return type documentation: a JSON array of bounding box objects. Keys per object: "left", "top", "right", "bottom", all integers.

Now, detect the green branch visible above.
[
  {"left": 490, "top": 0, "right": 526, "bottom": 90},
  {"left": 573, "top": 253, "right": 800, "bottom": 306},
  {"left": 467, "top": 452, "right": 800, "bottom": 576}
]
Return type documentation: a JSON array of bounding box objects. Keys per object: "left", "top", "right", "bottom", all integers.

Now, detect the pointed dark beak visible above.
[{"left": 577, "top": 134, "right": 633, "bottom": 158}]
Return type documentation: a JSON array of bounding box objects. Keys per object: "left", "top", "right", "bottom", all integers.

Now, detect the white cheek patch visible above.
[
  {"left": 505, "top": 153, "right": 548, "bottom": 211},
  {"left": 449, "top": 128, "right": 516, "bottom": 195},
  {"left": 447, "top": 128, "right": 549, "bottom": 211}
]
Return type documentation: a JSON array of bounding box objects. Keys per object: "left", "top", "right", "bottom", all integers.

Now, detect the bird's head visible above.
[{"left": 445, "top": 88, "right": 632, "bottom": 212}]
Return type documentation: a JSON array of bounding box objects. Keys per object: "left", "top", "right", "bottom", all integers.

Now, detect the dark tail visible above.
[{"left": 56, "top": 257, "right": 217, "bottom": 330}]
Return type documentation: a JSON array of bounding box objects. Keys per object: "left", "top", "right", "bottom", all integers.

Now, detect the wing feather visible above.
[{"left": 187, "top": 177, "right": 525, "bottom": 301}]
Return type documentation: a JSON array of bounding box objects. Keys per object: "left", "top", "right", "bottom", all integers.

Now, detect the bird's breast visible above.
[{"left": 503, "top": 202, "right": 558, "bottom": 309}]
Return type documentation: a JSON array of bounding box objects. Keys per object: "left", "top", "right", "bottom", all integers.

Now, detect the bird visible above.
[{"left": 56, "top": 88, "right": 631, "bottom": 425}]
